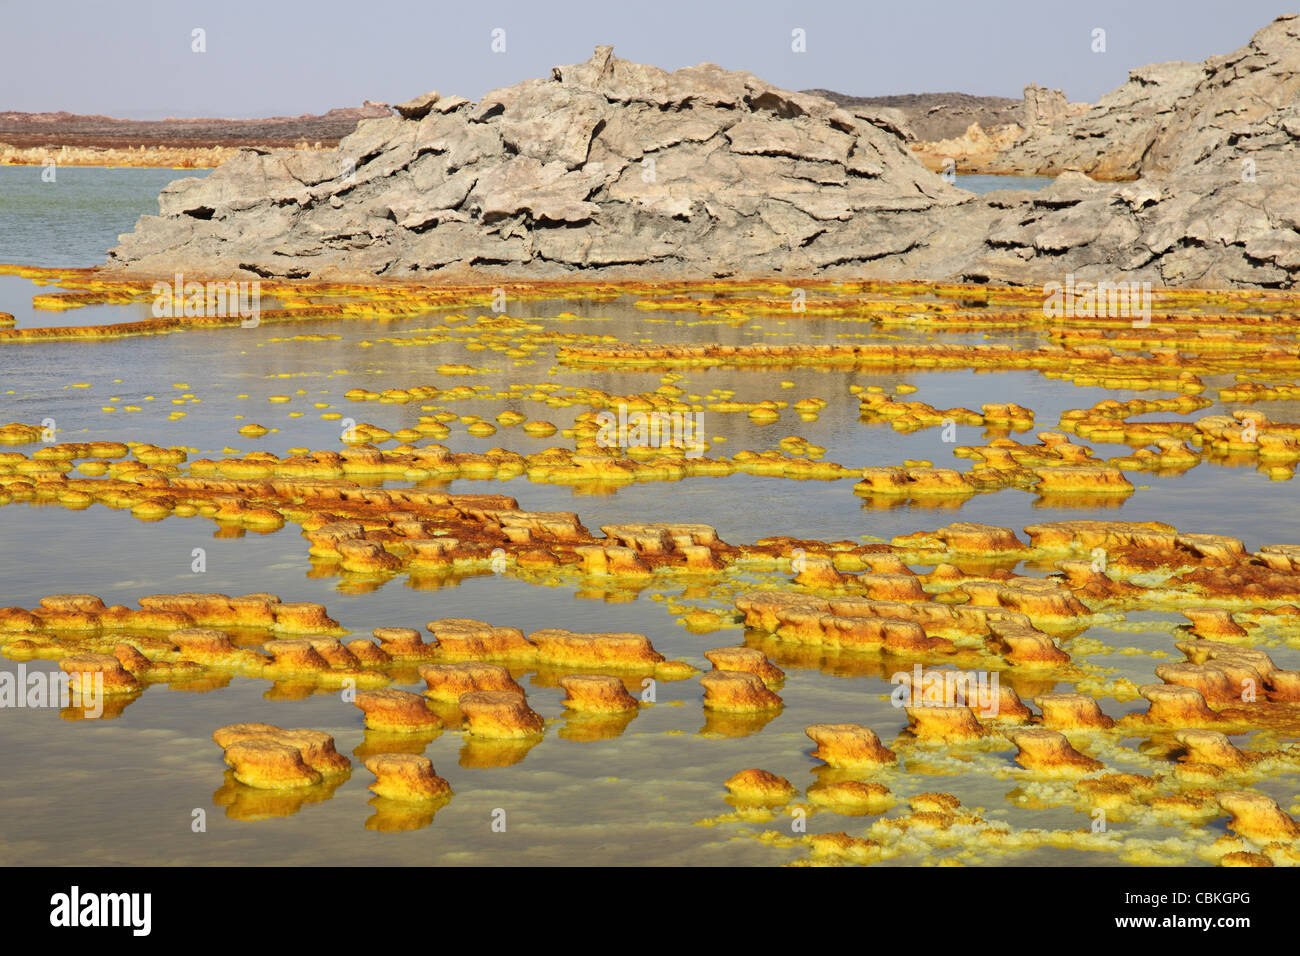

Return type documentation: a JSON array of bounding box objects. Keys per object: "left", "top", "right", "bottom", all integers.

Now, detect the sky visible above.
[{"left": 0, "top": 0, "right": 1291, "bottom": 118}]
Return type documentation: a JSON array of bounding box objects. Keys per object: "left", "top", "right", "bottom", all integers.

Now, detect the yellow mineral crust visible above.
[
  {"left": 418, "top": 661, "right": 523, "bottom": 702},
  {"left": 364, "top": 754, "right": 453, "bottom": 802},
  {"left": 264, "top": 638, "right": 339, "bottom": 673},
  {"left": 804, "top": 723, "right": 897, "bottom": 769},
  {"left": 1125, "top": 684, "right": 1222, "bottom": 727},
  {"left": 723, "top": 768, "right": 796, "bottom": 806},
  {"left": 556, "top": 674, "right": 639, "bottom": 713},
  {"left": 808, "top": 831, "right": 884, "bottom": 864},
  {"left": 458, "top": 689, "right": 545, "bottom": 738},
  {"left": 167, "top": 627, "right": 259, "bottom": 667},
  {"left": 733, "top": 591, "right": 956, "bottom": 653},
  {"left": 1181, "top": 607, "right": 1250, "bottom": 639},
  {"left": 1217, "top": 791, "right": 1300, "bottom": 843},
  {"left": 1175, "top": 641, "right": 1300, "bottom": 703},
  {"left": 213, "top": 723, "right": 351, "bottom": 776},
  {"left": 1033, "top": 693, "right": 1115, "bottom": 730},
  {"left": 986, "top": 621, "right": 1071, "bottom": 666},
  {"left": 222, "top": 739, "right": 322, "bottom": 790},
  {"left": 347, "top": 639, "right": 392, "bottom": 666},
  {"left": 353, "top": 688, "right": 444, "bottom": 732},
  {"left": 529, "top": 628, "right": 690, "bottom": 678},
  {"left": 1008, "top": 728, "right": 1103, "bottom": 775},
  {"left": 374, "top": 626, "right": 440, "bottom": 660},
  {"left": 1154, "top": 663, "right": 1239, "bottom": 704},
  {"left": 891, "top": 522, "right": 1027, "bottom": 556},
  {"left": 904, "top": 704, "right": 986, "bottom": 742},
  {"left": 58, "top": 652, "right": 142, "bottom": 695},
  {"left": 1173, "top": 730, "right": 1262, "bottom": 772},
  {"left": 1220, "top": 851, "right": 1274, "bottom": 867},
  {"left": 1074, "top": 773, "right": 1158, "bottom": 810},
  {"left": 700, "top": 670, "right": 783, "bottom": 712},
  {"left": 426, "top": 619, "right": 535, "bottom": 661},
  {"left": 703, "top": 647, "right": 785, "bottom": 687},
  {"left": 806, "top": 780, "right": 895, "bottom": 815}
]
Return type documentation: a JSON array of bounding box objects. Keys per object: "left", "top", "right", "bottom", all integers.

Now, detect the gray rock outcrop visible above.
[
  {"left": 989, "top": 15, "right": 1300, "bottom": 181},
  {"left": 106, "top": 18, "right": 1300, "bottom": 289},
  {"left": 106, "top": 45, "right": 967, "bottom": 281},
  {"left": 1019, "top": 84, "right": 1071, "bottom": 130}
]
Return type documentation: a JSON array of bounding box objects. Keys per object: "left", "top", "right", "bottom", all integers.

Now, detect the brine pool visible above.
[{"left": 0, "top": 165, "right": 1296, "bottom": 866}]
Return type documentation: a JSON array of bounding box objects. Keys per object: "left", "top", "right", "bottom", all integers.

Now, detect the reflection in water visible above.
[
  {"left": 559, "top": 708, "right": 640, "bottom": 741},
  {"left": 167, "top": 674, "right": 235, "bottom": 693},
  {"left": 1032, "top": 492, "right": 1130, "bottom": 510},
  {"left": 352, "top": 727, "right": 441, "bottom": 761},
  {"left": 213, "top": 769, "right": 350, "bottom": 821},
  {"left": 59, "top": 692, "right": 139, "bottom": 721},
  {"left": 458, "top": 734, "right": 543, "bottom": 768},
  {"left": 365, "top": 793, "right": 452, "bottom": 832},
  {"left": 700, "top": 709, "right": 781, "bottom": 738}
]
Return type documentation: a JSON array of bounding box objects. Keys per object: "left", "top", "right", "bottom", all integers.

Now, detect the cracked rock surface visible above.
[{"left": 106, "top": 19, "right": 1300, "bottom": 289}]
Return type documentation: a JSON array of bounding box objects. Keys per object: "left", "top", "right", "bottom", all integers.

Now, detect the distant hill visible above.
[
  {"left": 801, "top": 90, "right": 1023, "bottom": 141},
  {"left": 0, "top": 104, "right": 393, "bottom": 149}
]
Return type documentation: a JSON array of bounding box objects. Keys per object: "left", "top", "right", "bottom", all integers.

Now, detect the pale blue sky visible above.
[{"left": 0, "top": 0, "right": 1291, "bottom": 118}]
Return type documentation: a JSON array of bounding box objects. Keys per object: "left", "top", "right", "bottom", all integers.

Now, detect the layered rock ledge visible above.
[{"left": 105, "top": 19, "right": 1300, "bottom": 289}]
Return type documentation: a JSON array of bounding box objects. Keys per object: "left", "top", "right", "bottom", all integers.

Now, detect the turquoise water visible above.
[
  {"left": 955, "top": 173, "right": 1053, "bottom": 194},
  {"left": 0, "top": 165, "right": 210, "bottom": 268}
]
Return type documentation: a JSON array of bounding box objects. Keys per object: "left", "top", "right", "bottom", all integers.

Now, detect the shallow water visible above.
[
  {"left": 0, "top": 165, "right": 210, "bottom": 269},
  {"left": 0, "top": 168, "right": 1296, "bottom": 866},
  {"left": 955, "top": 173, "right": 1053, "bottom": 194}
]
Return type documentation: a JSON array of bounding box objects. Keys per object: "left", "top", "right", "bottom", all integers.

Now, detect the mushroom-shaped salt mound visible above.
[
  {"left": 723, "top": 768, "right": 795, "bottom": 806},
  {"left": 1180, "top": 607, "right": 1249, "bottom": 640},
  {"left": 1217, "top": 791, "right": 1300, "bottom": 843},
  {"left": 903, "top": 704, "right": 985, "bottom": 742},
  {"left": 987, "top": 621, "right": 1071, "bottom": 666},
  {"left": 458, "top": 690, "right": 545, "bottom": 738},
  {"left": 1173, "top": 730, "right": 1259, "bottom": 771},
  {"left": 262, "top": 639, "right": 331, "bottom": 673},
  {"left": 213, "top": 723, "right": 351, "bottom": 777},
  {"left": 58, "top": 653, "right": 142, "bottom": 695},
  {"left": 530, "top": 628, "right": 691, "bottom": 678},
  {"left": 364, "top": 753, "right": 453, "bottom": 801},
  {"left": 804, "top": 723, "right": 897, "bottom": 769},
  {"left": 699, "top": 670, "right": 782, "bottom": 712},
  {"left": 1133, "top": 684, "right": 1220, "bottom": 726},
  {"left": 301, "top": 637, "right": 360, "bottom": 668},
  {"left": 703, "top": 646, "right": 784, "bottom": 687},
  {"left": 374, "top": 626, "right": 439, "bottom": 660},
  {"left": 418, "top": 661, "right": 522, "bottom": 702},
  {"left": 1033, "top": 693, "right": 1115, "bottom": 730},
  {"left": 168, "top": 627, "right": 254, "bottom": 666},
  {"left": 269, "top": 601, "right": 341, "bottom": 633},
  {"left": 1155, "top": 663, "right": 1237, "bottom": 704},
  {"left": 557, "top": 674, "right": 639, "bottom": 713},
  {"left": 347, "top": 639, "right": 391, "bottom": 666},
  {"left": 426, "top": 618, "right": 535, "bottom": 661},
  {"left": 353, "top": 689, "right": 443, "bottom": 733},
  {"left": 222, "top": 739, "right": 322, "bottom": 790},
  {"left": 793, "top": 554, "right": 847, "bottom": 588},
  {"left": 1008, "top": 728, "right": 1102, "bottom": 775}
]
